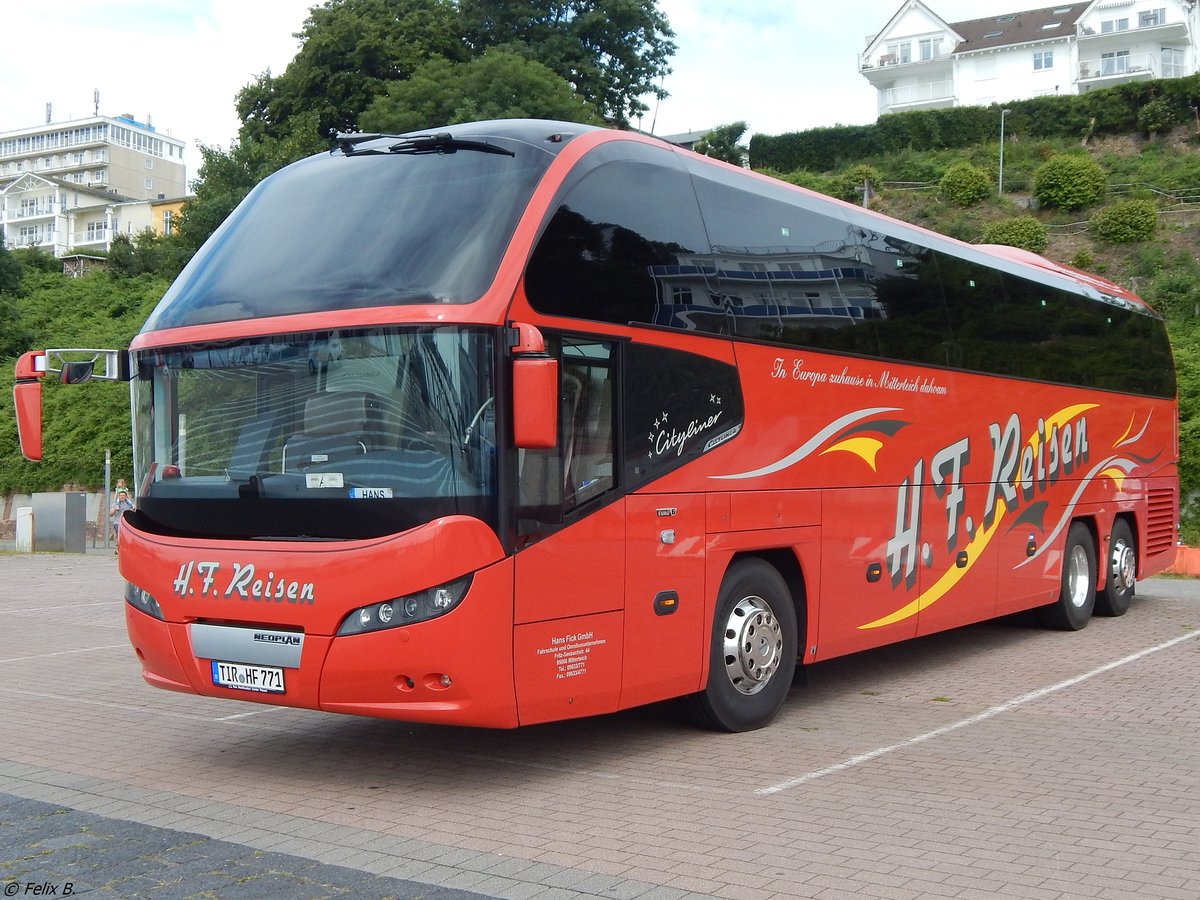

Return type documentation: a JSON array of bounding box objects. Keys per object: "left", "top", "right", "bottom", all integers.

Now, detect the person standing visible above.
[{"left": 109, "top": 488, "right": 134, "bottom": 550}]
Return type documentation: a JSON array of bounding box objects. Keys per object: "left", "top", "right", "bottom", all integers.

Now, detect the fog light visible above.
[{"left": 440, "top": 674, "right": 452, "bottom": 687}]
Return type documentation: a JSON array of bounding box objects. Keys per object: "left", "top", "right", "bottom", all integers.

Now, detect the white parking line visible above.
[
  {"left": 756, "top": 628, "right": 1200, "bottom": 795},
  {"left": 0, "top": 601, "right": 123, "bottom": 615},
  {"left": 0, "top": 643, "right": 129, "bottom": 663},
  {"left": 214, "top": 706, "right": 289, "bottom": 721}
]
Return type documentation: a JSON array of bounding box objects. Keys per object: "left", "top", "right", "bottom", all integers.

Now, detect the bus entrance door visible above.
[
  {"left": 620, "top": 494, "right": 706, "bottom": 710},
  {"left": 511, "top": 501, "right": 627, "bottom": 725}
]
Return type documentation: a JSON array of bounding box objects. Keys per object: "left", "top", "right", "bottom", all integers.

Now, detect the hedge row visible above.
[{"left": 750, "top": 74, "right": 1200, "bottom": 172}]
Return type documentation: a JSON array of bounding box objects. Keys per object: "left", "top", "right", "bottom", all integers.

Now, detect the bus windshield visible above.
[
  {"left": 142, "top": 131, "right": 556, "bottom": 330},
  {"left": 131, "top": 326, "right": 498, "bottom": 540}
]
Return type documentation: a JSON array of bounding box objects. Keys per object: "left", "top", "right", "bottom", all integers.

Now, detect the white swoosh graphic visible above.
[{"left": 711, "top": 406, "right": 901, "bottom": 481}]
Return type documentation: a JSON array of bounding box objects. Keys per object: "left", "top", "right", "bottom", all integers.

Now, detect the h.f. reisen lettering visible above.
[{"left": 171, "top": 560, "right": 315, "bottom": 604}]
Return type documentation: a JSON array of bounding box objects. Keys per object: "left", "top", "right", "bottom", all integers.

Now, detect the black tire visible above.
[
  {"left": 1095, "top": 518, "right": 1136, "bottom": 617},
  {"left": 1036, "top": 522, "right": 1096, "bottom": 631},
  {"left": 681, "top": 558, "right": 798, "bottom": 732}
]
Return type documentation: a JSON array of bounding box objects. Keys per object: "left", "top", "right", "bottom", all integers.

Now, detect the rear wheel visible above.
[
  {"left": 681, "top": 558, "right": 798, "bottom": 732},
  {"left": 1036, "top": 522, "right": 1096, "bottom": 631},
  {"left": 1095, "top": 518, "right": 1136, "bottom": 617}
]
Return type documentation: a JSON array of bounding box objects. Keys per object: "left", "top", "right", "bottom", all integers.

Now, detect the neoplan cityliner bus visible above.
[{"left": 14, "top": 119, "right": 1177, "bottom": 732}]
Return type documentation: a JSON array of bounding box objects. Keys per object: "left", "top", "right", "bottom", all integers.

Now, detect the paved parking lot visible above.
[{"left": 1, "top": 551, "right": 1198, "bottom": 899}]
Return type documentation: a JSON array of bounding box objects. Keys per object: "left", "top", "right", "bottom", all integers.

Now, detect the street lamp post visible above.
[{"left": 998, "top": 108, "right": 1012, "bottom": 195}]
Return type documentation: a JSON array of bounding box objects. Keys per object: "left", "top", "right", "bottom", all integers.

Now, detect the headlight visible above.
[
  {"left": 124, "top": 581, "right": 164, "bottom": 620},
  {"left": 337, "top": 575, "right": 471, "bottom": 635}
]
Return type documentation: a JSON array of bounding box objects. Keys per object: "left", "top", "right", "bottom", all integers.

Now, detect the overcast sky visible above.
[{"left": 0, "top": 0, "right": 1008, "bottom": 178}]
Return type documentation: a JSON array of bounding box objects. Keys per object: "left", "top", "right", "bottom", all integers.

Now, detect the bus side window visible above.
[
  {"left": 562, "top": 342, "right": 614, "bottom": 506},
  {"left": 517, "top": 337, "right": 615, "bottom": 534}
]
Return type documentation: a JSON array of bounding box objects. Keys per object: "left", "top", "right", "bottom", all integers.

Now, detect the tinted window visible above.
[
  {"left": 525, "top": 144, "right": 710, "bottom": 327},
  {"left": 686, "top": 162, "right": 889, "bottom": 352},
  {"left": 685, "top": 160, "right": 1173, "bottom": 398},
  {"left": 146, "top": 137, "right": 554, "bottom": 330},
  {"left": 527, "top": 143, "right": 1174, "bottom": 399},
  {"left": 623, "top": 343, "right": 744, "bottom": 487}
]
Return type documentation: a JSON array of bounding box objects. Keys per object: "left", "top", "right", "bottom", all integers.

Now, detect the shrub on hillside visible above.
[
  {"left": 980, "top": 216, "right": 1048, "bottom": 253},
  {"left": 1088, "top": 199, "right": 1158, "bottom": 243},
  {"left": 938, "top": 162, "right": 992, "bottom": 206},
  {"left": 1033, "top": 154, "right": 1108, "bottom": 210},
  {"left": 1069, "top": 248, "right": 1095, "bottom": 270},
  {"left": 833, "top": 164, "right": 884, "bottom": 204},
  {"left": 1138, "top": 96, "right": 1174, "bottom": 138}
]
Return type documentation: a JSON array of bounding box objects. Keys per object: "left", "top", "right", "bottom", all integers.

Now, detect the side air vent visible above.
[{"left": 1145, "top": 488, "right": 1177, "bottom": 557}]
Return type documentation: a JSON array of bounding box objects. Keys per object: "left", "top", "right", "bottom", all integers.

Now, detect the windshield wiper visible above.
[{"left": 335, "top": 132, "right": 514, "bottom": 157}]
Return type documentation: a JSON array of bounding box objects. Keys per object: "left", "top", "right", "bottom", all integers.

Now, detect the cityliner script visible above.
[{"left": 172, "top": 561, "right": 316, "bottom": 604}]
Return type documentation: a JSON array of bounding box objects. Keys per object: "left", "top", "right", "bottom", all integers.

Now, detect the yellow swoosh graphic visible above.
[
  {"left": 859, "top": 506, "right": 1005, "bottom": 629},
  {"left": 1101, "top": 466, "right": 1127, "bottom": 492},
  {"left": 858, "top": 403, "right": 1099, "bottom": 630},
  {"left": 820, "top": 437, "right": 884, "bottom": 471}
]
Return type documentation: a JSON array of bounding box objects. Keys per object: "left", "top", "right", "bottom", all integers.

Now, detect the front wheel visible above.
[
  {"left": 1095, "top": 518, "right": 1136, "bottom": 617},
  {"left": 1036, "top": 522, "right": 1096, "bottom": 631},
  {"left": 681, "top": 559, "right": 798, "bottom": 732}
]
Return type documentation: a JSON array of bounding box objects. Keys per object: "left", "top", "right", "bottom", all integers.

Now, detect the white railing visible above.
[
  {"left": 860, "top": 48, "right": 951, "bottom": 70},
  {"left": 884, "top": 81, "right": 955, "bottom": 106},
  {"left": 1079, "top": 51, "right": 1157, "bottom": 79}
]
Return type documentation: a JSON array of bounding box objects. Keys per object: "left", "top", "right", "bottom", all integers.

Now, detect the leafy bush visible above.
[
  {"left": 1069, "top": 248, "right": 1095, "bottom": 270},
  {"left": 1088, "top": 199, "right": 1158, "bottom": 243},
  {"left": 1033, "top": 154, "right": 1108, "bottom": 210},
  {"left": 938, "top": 162, "right": 992, "bottom": 206},
  {"left": 1138, "top": 96, "right": 1174, "bottom": 137},
  {"left": 980, "top": 216, "right": 1048, "bottom": 253},
  {"left": 832, "top": 164, "right": 884, "bottom": 203}
]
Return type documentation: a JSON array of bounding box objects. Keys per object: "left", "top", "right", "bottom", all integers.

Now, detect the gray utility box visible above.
[{"left": 32, "top": 492, "right": 87, "bottom": 553}]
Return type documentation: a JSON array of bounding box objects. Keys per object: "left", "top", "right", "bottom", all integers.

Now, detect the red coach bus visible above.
[{"left": 14, "top": 119, "right": 1177, "bottom": 732}]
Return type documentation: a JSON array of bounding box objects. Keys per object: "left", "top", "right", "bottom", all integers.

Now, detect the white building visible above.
[
  {"left": 0, "top": 114, "right": 186, "bottom": 257},
  {"left": 860, "top": 1, "right": 1200, "bottom": 116}
]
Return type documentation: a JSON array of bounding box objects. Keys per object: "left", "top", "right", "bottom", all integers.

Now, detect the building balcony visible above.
[
  {"left": 10, "top": 210, "right": 56, "bottom": 221},
  {"left": 1078, "top": 51, "right": 1175, "bottom": 84},
  {"left": 860, "top": 48, "right": 952, "bottom": 69},
  {"left": 859, "top": 50, "right": 953, "bottom": 89},
  {"left": 882, "top": 80, "right": 956, "bottom": 111},
  {"left": 1078, "top": 20, "right": 1188, "bottom": 43}
]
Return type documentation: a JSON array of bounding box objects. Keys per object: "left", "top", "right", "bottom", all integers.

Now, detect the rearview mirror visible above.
[{"left": 512, "top": 356, "right": 558, "bottom": 449}]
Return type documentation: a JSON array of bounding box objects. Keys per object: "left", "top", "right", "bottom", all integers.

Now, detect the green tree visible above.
[
  {"left": 457, "top": 0, "right": 675, "bottom": 126},
  {"left": 693, "top": 122, "right": 748, "bottom": 165},
  {"left": 360, "top": 49, "right": 601, "bottom": 133},
  {"left": 0, "top": 243, "right": 21, "bottom": 295},
  {"left": 236, "top": 0, "right": 465, "bottom": 144},
  {"left": 0, "top": 246, "right": 29, "bottom": 359}
]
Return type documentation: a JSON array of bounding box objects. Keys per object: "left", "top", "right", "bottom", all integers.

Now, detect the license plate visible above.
[{"left": 211, "top": 660, "right": 285, "bottom": 694}]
